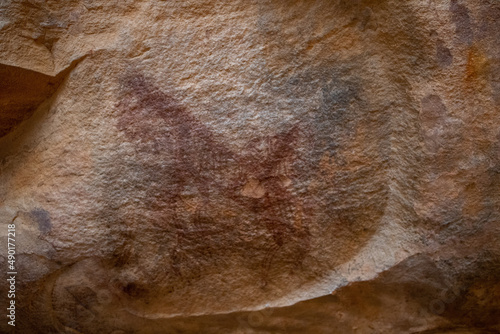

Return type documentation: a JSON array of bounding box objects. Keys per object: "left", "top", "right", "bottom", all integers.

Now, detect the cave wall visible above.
[{"left": 0, "top": 0, "right": 499, "bottom": 333}]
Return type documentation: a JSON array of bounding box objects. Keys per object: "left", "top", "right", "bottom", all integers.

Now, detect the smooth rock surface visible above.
[{"left": 0, "top": 0, "right": 499, "bottom": 333}]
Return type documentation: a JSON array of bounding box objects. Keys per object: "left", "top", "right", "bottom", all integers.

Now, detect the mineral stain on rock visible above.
[
  {"left": 450, "top": 0, "right": 474, "bottom": 45},
  {"left": 436, "top": 39, "right": 453, "bottom": 67},
  {"left": 30, "top": 208, "right": 52, "bottom": 234}
]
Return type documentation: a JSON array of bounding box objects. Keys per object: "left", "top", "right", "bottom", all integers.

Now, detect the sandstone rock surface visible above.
[{"left": 0, "top": 0, "right": 499, "bottom": 333}]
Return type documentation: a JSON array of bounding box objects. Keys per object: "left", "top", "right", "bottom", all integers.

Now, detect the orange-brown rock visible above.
[{"left": 0, "top": 0, "right": 499, "bottom": 333}]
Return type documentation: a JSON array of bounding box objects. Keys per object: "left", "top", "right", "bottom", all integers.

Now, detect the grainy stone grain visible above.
[{"left": 0, "top": 0, "right": 499, "bottom": 333}]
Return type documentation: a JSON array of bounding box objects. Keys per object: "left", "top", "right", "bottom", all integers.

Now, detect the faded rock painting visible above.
[
  {"left": 10, "top": 1, "right": 500, "bottom": 333},
  {"left": 51, "top": 70, "right": 389, "bottom": 317}
]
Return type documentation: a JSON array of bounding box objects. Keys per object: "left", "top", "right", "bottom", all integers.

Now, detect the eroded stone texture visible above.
[
  {"left": 0, "top": 58, "right": 84, "bottom": 138},
  {"left": 0, "top": 0, "right": 499, "bottom": 333}
]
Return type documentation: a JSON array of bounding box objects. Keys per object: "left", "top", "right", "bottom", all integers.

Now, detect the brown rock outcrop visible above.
[{"left": 1, "top": 0, "right": 499, "bottom": 333}]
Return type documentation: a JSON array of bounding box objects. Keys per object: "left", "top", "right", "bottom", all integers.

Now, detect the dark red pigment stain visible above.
[
  {"left": 436, "top": 39, "right": 453, "bottom": 68},
  {"left": 450, "top": 0, "right": 474, "bottom": 45},
  {"left": 117, "top": 74, "right": 234, "bottom": 207},
  {"left": 115, "top": 73, "right": 312, "bottom": 287},
  {"left": 30, "top": 208, "right": 52, "bottom": 234}
]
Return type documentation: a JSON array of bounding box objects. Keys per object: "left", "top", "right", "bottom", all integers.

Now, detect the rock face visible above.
[{"left": 0, "top": 0, "right": 499, "bottom": 333}]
